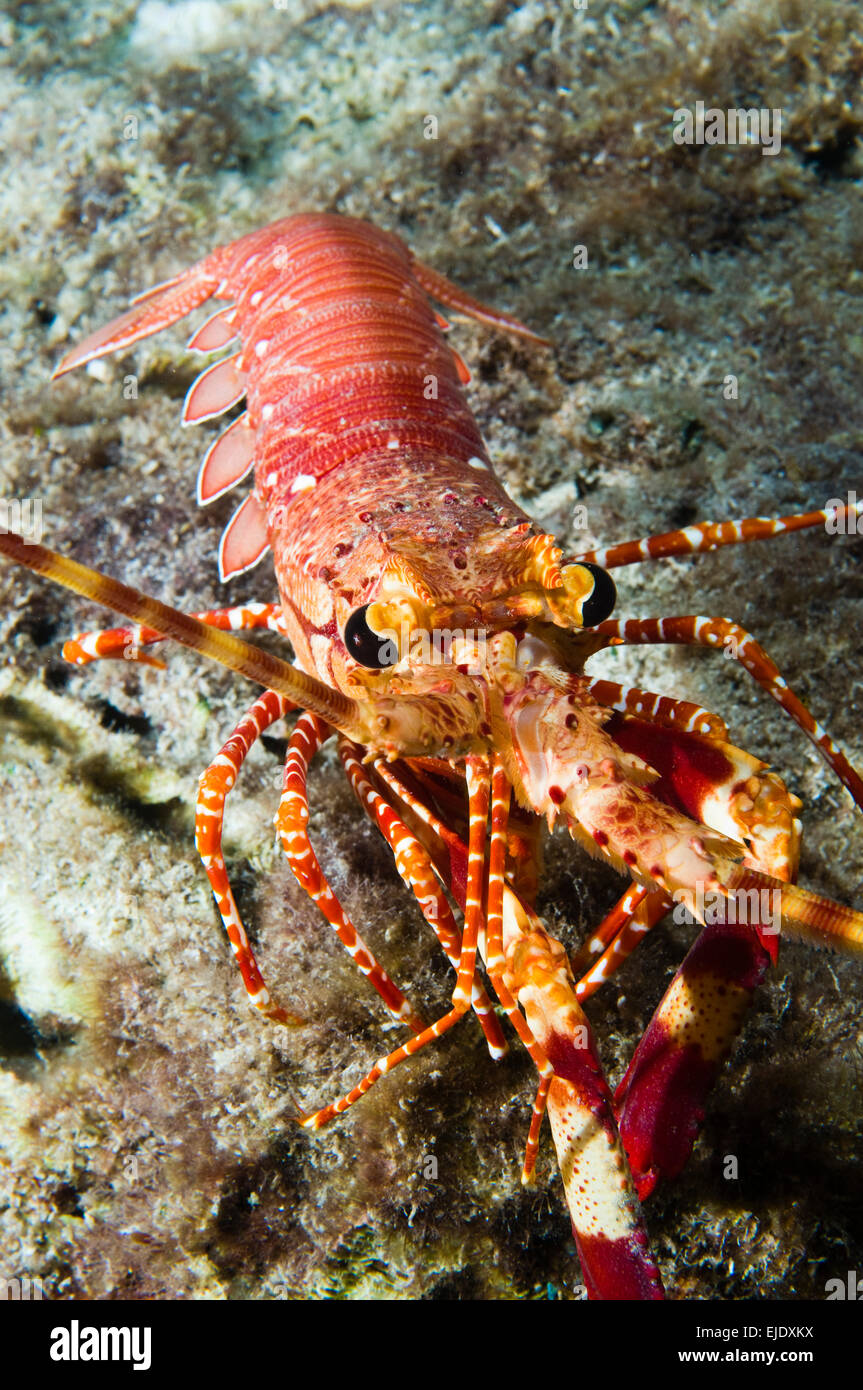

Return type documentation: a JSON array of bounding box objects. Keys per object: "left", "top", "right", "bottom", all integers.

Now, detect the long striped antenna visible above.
[{"left": 0, "top": 530, "right": 363, "bottom": 736}]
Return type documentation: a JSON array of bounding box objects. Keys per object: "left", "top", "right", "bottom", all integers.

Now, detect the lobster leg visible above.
[
  {"left": 62, "top": 602, "right": 286, "bottom": 667},
  {"left": 586, "top": 678, "right": 726, "bottom": 739},
  {"left": 196, "top": 689, "right": 302, "bottom": 1025},
  {"left": 595, "top": 615, "right": 863, "bottom": 808},
  {"left": 344, "top": 753, "right": 550, "bottom": 1168},
  {"left": 602, "top": 716, "right": 801, "bottom": 1199},
  {"left": 499, "top": 886, "right": 665, "bottom": 1299},
  {"left": 408, "top": 256, "right": 550, "bottom": 346},
  {"left": 569, "top": 671, "right": 760, "bottom": 999},
  {"left": 338, "top": 741, "right": 508, "bottom": 1059},
  {"left": 374, "top": 758, "right": 666, "bottom": 1298},
  {"left": 569, "top": 676, "right": 733, "bottom": 993},
  {"left": 614, "top": 916, "right": 774, "bottom": 1202},
  {"left": 379, "top": 754, "right": 559, "bottom": 1182},
  {"left": 568, "top": 673, "right": 776, "bottom": 998},
  {"left": 198, "top": 696, "right": 422, "bottom": 1030},
  {"left": 484, "top": 758, "right": 556, "bottom": 1179},
  {"left": 297, "top": 756, "right": 494, "bottom": 1129},
  {"left": 576, "top": 500, "right": 862, "bottom": 570},
  {"left": 569, "top": 694, "right": 782, "bottom": 1004},
  {"left": 574, "top": 890, "right": 672, "bottom": 1002},
  {"left": 572, "top": 884, "right": 650, "bottom": 974},
  {"left": 277, "top": 713, "right": 424, "bottom": 1031}
]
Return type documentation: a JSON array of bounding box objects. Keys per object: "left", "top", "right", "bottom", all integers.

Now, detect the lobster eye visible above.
[
  {"left": 578, "top": 562, "right": 617, "bottom": 626},
  {"left": 344, "top": 604, "right": 399, "bottom": 669}
]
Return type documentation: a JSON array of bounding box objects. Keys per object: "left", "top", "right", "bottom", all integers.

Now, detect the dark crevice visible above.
[
  {"left": 94, "top": 697, "right": 153, "bottom": 739},
  {"left": 799, "top": 124, "right": 861, "bottom": 181}
]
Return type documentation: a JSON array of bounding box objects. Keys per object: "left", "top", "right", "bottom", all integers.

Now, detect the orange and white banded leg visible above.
[
  {"left": 338, "top": 741, "right": 508, "bottom": 1059},
  {"left": 196, "top": 689, "right": 301, "bottom": 1024},
  {"left": 577, "top": 895, "right": 674, "bottom": 1004},
  {"left": 374, "top": 756, "right": 543, "bottom": 914},
  {"left": 585, "top": 679, "right": 727, "bottom": 740},
  {"left": 576, "top": 500, "right": 863, "bottom": 571},
  {"left": 63, "top": 601, "right": 286, "bottom": 667},
  {"left": 482, "top": 759, "right": 555, "bottom": 1180},
  {"left": 276, "top": 712, "right": 423, "bottom": 1032},
  {"left": 572, "top": 886, "right": 674, "bottom": 1003},
  {"left": 367, "top": 757, "right": 549, "bottom": 1065},
  {"left": 571, "top": 883, "right": 651, "bottom": 977},
  {"left": 368, "top": 753, "right": 663, "bottom": 1296},
  {"left": 366, "top": 750, "right": 655, "bottom": 1273},
  {"left": 373, "top": 756, "right": 555, "bottom": 1177},
  {"left": 595, "top": 615, "right": 863, "bottom": 808},
  {"left": 300, "top": 755, "right": 493, "bottom": 1130}
]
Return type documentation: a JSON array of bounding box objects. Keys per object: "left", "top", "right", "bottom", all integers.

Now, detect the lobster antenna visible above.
[
  {"left": 0, "top": 531, "right": 363, "bottom": 737},
  {"left": 719, "top": 861, "right": 863, "bottom": 957}
]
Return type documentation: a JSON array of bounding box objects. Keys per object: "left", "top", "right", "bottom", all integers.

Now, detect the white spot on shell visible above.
[{"left": 290, "top": 474, "right": 316, "bottom": 493}]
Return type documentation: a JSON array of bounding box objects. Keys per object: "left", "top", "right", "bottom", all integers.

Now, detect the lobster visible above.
[{"left": 1, "top": 213, "right": 861, "bottom": 1299}]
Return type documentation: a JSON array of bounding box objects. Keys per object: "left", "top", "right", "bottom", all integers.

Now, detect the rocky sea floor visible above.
[{"left": 0, "top": 0, "right": 861, "bottom": 1300}]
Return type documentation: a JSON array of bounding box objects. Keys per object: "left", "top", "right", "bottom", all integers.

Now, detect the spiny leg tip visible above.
[{"left": 296, "top": 1107, "right": 330, "bottom": 1130}]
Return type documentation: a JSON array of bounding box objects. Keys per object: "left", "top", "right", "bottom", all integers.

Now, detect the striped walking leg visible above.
[
  {"left": 276, "top": 712, "right": 423, "bottom": 1032},
  {"left": 196, "top": 689, "right": 301, "bottom": 1024},
  {"left": 300, "top": 756, "right": 493, "bottom": 1130},
  {"left": 499, "top": 865, "right": 664, "bottom": 1297},
  {"left": 575, "top": 500, "right": 862, "bottom": 572},
  {"left": 63, "top": 602, "right": 286, "bottom": 667},
  {"left": 573, "top": 888, "right": 673, "bottom": 1003},
  {"left": 338, "top": 741, "right": 508, "bottom": 1059},
  {"left": 585, "top": 678, "right": 726, "bottom": 739},
  {"left": 594, "top": 615, "right": 863, "bottom": 809}
]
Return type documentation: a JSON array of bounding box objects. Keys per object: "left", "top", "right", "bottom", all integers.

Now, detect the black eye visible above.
[
  {"left": 343, "top": 605, "right": 399, "bottom": 669},
  {"left": 578, "top": 563, "right": 616, "bottom": 626}
]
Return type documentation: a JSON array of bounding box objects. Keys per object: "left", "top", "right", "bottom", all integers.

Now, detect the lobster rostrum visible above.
[{"left": 2, "top": 214, "right": 861, "bottom": 1299}]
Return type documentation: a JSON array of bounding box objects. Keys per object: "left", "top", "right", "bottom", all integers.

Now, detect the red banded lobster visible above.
[{"left": 1, "top": 213, "right": 861, "bottom": 1299}]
